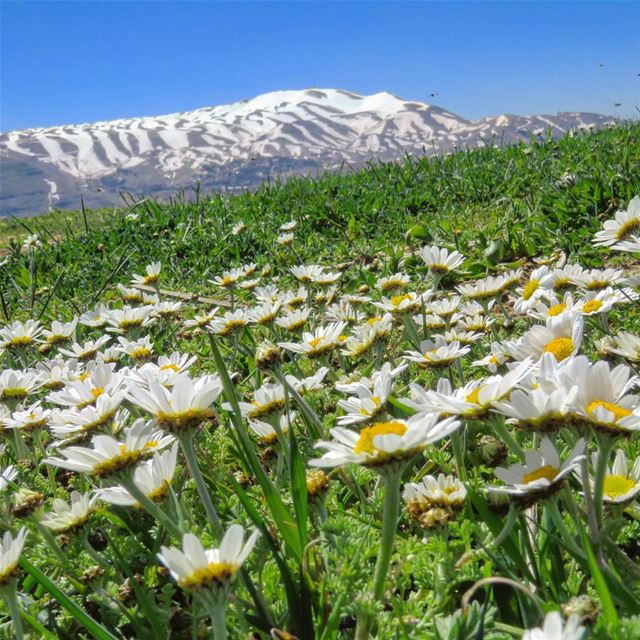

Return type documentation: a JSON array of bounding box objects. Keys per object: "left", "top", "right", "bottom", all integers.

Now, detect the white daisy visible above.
[
  {"left": 48, "top": 393, "right": 124, "bottom": 440},
  {"left": 572, "top": 360, "right": 640, "bottom": 435},
  {"left": 608, "top": 332, "right": 640, "bottom": 362},
  {"left": 115, "top": 336, "right": 155, "bottom": 362},
  {"left": 40, "top": 491, "right": 98, "bottom": 533},
  {"left": 207, "top": 309, "right": 251, "bottom": 336},
  {"left": 275, "top": 307, "right": 311, "bottom": 331},
  {"left": 522, "top": 611, "right": 585, "bottom": 640},
  {"left": 0, "top": 370, "right": 41, "bottom": 403},
  {"left": 279, "top": 322, "right": 347, "bottom": 359},
  {"left": 131, "top": 261, "right": 162, "bottom": 286},
  {"left": 99, "top": 444, "right": 179, "bottom": 506},
  {"left": 127, "top": 374, "right": 222, "bottom": 433},
  {"left": 417, "top": 245, "right": 465, "bottom": 274},
  {"left": 41, "top": 319, "right": 78, "bottom": 347},
  {"left": 158, "top": 525, "right": 259, "bottom": 591},
  {"left": 593, "top": 195, "right": 640, "bottom": 247},
  {"left": 104, "top": 306, "right": 156, "bottom": 334},
  {"left": 514, "top": 314, "right": 583, "bottom": 363},
  {"left": 58, "top": 335, "right": 112, "bottom": 361},
  {"left": 373, "top": 292, "right": 423, "bottom": 316},
  {"left": 489, "top": 437, "right": 586, "bottom": 502},
  {"left": 310, "top": 414, "right": 461, "bottom": 470},
  {"left": 0, "top": 528, "right": 28, "bottom": 585},
  {"left": 337, "top": 371, "right": 393, "bottom": 426},
  {"left": 376, "top": 273, "right": 411, "bottom": 292},
  {"left": 456, "top": 274, "right": 509, "bottom": 301},
  {"left": 44, "top": 419, "right": 173, "bottom": 478},
  {"left": 404, "top": 337, "right": 470, "bottom": 368},
  {"left": 0, "top": 319, "right": 42, "bottom": 350}
]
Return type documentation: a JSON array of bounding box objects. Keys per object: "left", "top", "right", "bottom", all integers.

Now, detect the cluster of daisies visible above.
[{"left": 0, "top": 195, "right": 639, "bottom": 639}]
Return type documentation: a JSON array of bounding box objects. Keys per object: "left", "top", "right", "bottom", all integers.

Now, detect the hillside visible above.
[
  {"left": 1, "top": 123, "right": 638, "bottom": 310},
  {"left": 0, "top": 88, "right": 618, "bottom": 217}
]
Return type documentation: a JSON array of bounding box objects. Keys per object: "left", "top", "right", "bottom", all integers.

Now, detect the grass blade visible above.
[{"left": 19, "top": 558, "right": 120, "bottom": 640}]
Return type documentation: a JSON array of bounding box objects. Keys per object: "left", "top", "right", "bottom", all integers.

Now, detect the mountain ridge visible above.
[{"left": 0, "top": 88, "right": 618, "bottom": 216}]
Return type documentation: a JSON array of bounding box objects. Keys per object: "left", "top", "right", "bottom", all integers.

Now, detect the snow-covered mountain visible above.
[{"left": 0, "top": 88, "right": 617, "bottom": 216}]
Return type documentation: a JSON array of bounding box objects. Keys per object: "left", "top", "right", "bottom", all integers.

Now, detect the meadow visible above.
[{"left": 1, "top": 122, "right": 640, "bottom": 639}]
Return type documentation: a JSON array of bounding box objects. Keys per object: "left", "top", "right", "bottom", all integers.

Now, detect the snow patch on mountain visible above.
[{"left": 0, "top": 88, "right": 618, "bottom": 216}]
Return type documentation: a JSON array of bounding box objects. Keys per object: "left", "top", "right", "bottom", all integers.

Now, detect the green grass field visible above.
[{"left": 1, "top": 124, "right": 640, "bottom": 640}]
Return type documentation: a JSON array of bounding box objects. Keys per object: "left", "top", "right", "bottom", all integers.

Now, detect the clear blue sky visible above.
[{"left": 1, "top": 1, "right": 638, "bottom": 131}]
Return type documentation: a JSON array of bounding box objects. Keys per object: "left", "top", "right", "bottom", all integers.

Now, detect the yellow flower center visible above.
[
  {"left": 308, "top": 337, "right": 324, "bottom": 348},
  {"left": 465, "top": 386, "right": 482, "bottom": 405},
  {"left": 522, "top": 279, "right": 540, "bottom": 300},
  {"left": 429, "top": 263, "right": 450, "bottom": 274},
  {"left": 543, "top": 337, "right": 574, "bottom": 361},
  {"left": 354, "top": 420, "right": 407, "bottom": 455},
  {"left": 178, "top": 562, "right": 238, "bottom": 589},
  {"left": 146, "top": 480, "right": 171, "bottom": 503},
  {"left": 359, "top": 396, "right": 381, "bottom": 416},
  {"left": 8, "top": 336, "right": 32, "bottom": 347},
  {"left": 79, "top": 372, "right": 91, "bottom": 382},
  {"left": 547, "top": 303, "right": 567, "bottom": 317},
  {"left": 91, "top": 387, "right": 105, "bottom": 399},
  {"left": 160, "top": 363, "right": 181, "bottom": 372},
  {"left": 247, "top": 399, "right": 285, "bottom": 420},
  {"left": 603, "top": 475, "right": 636, "bottom": 499},
  {"left": 367, "top": 316, "right": 382, "bottom": 326},
  {"left": 582, "top": 300, "right": 603, "bottom": 314},
  {"left": 1, "top": 388, "right": 28, "bottom": 400},
  {"left": 552, "top": 278, "right": 570, "bottom": 291},
  {"left": 119, "top": 319, "right": 143, "bottom": 330},
  {"left": 93, "top": 447, "right": 146, "bottom": 477},
  {"left": 616, "top": 218, "right": 640, "bottom": 240},
  {"left": 587, "top": 400, "right": 632, "bottom": 422},
  {"left": 157, "top": 408, "right": 215, "bottom": 432},
  {"left": 522, "top": 465, "right": 559, "bottom": 485},
  {"left": 390, "top": 294, "right": 411, "bottom": 306}
]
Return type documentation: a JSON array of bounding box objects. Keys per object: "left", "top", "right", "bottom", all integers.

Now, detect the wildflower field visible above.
[{"left": 1, "top": 123, "right": 640, "bottom": 640}]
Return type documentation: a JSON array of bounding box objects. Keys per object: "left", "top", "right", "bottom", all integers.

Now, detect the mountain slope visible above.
[{"left": 0, "top": 88, "right": 618, "bottom": 216}]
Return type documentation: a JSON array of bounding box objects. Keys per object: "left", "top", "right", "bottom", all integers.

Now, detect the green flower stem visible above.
[
  {"left": 373, "top": 470, "right": 402, "bottom": 601},
  {"left": 118, "top": 474, "right": 183, "bottom": 539},
  {"left": 35, "top": 522, "right": 68, "bottom": 567},
  {"left": 492, "top": 505, "right": 519, "bottom": 548},
  {"left": 208, "top": 335, "right": 243, "bottom": 428},
  {"left": 496, "top": 298, "right": 513, "bottom": 329},
  {"left": 178, "top": 433, "right": 223, "bottom": 539},
  {"left": 401, "top": 316, "right": 421, "bottom": 349},
  {"left": 276, "top": 370, "right": 322, "bottom": 439},
  {"left": 578, "top": 457, "right": 600, "bottom": 547},
  {"left": 12, "top": 429, "right": 28, "bottom": 460},
  {"left": 452, "top": 429, "right": 467, "bottom": 481},
  {"left": 546, "top": 499, "right": 584, "bottom": 559},
  {"left": 81, "top": 534, "right": 112, "bottom": 571},
  {"left": 207, "top": 598, "right": 228, "bottom": 640},
  {"left": 593, "top": 437, "right": 614, "bottom": 530},
  {"left": 491, "top": 418, "right": 525, "bottom": 461},
  {"left": 1, "top": 581, "right": 24, "bottom": 640},
  {"left": 356, "top": 470, "right": 402, "bottom": 638},
  {"left": 374, "top": 339, "right": 385, "bottom": 368}
]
